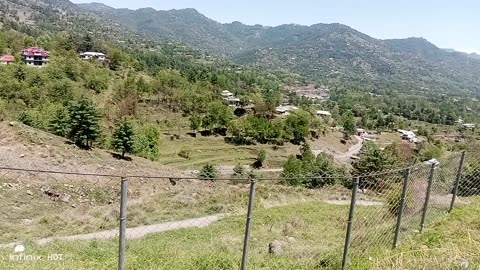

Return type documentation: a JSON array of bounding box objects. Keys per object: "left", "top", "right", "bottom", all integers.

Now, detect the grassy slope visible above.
[{"left": 1, "top": 199, "right": 478, "bottom": 270}]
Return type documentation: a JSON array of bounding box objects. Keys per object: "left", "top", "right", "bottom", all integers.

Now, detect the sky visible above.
[{"left": 71, "top": 0, "right": 479, "bottom": 53}]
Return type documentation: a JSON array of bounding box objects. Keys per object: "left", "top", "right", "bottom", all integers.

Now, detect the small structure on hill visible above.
[
  {"left": 0, "top": 55, "right": 14, "bottom": 65},
  {"left": 80, "top": 52, "right": 107, "bottom": 61},
  {"left": 462, "top": 123, "right": 476, "bottom": 130},
  {"left": 21, "top": 47, "right": 49, "bottom": 67},
  {"left": 316, "top": 110, "right": 332, "bottom": 118},
  {"left": 275, "top": 105, "right": 299, "bottom": 115}
]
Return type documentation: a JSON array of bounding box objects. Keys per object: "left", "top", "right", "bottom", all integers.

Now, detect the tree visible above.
[
  {"left": 67, "top": 99, "right": 100, "bottom": 149},
  {"left": 199, "top": 163, "right": 218, "bottom": 180},
  {"left": 189, "top": 114, "right": 202, "bottom": 133},
  {"left": 285, "top": 110, "right": 310, "bottom": 144},
  {"left": 342, "top": 110, "right": 356, "bottom": 139},
  {"left": 254, "top": 150, "right": 267, "bottom": 168},
  {"left": 111, "top": 120, "right": 135, "bottom": 158},
  {"left": 352, "top": 142, "right": 399, "bottom": 189},
  {"left": 48, "top": 107, "right": 69, "bottom": 137}
]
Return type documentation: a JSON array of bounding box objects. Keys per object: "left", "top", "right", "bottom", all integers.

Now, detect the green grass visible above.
[{"left": 0, "top": 202, "right": 349, "bottom": 270}]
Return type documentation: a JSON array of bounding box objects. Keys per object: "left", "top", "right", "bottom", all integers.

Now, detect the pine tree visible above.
[
  {"left": 112, "top": 120, "right": 135, "bottom": 158},
  {"left": 67, "top": 99, "right": 100, "bottom": 149}
]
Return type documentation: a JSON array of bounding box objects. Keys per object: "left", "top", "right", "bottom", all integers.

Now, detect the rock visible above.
[
  {"left": 286, "top": 237, "right": 296, "bottom": 243},
  {"left": 20, "top": 154, "right": 25, "bottom": 158},
  {"left": 22, "top": 219, "right": 33, "bottom": 225},
  {"left": 460, "top": 260, "right": 469, "bottom": 269},
  {"left": 9, "top": 121, "right": 16, "bottom": 127},
  {"left": 71, "top": 204, "right": 77, "bottom": 208},
  {"left": 59, "top": 194, "right": 71, "bottom": 203},
  {"left": 26, "top": 190, "right": 33, "bottom": 196},
  {"left": 268, "top": 240, "right": 286, "bottom": 255}
]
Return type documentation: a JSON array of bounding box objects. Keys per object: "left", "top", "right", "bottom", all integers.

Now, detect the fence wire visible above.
[{"left": 0, "top": 151, "right": 478, "bottom": 270}]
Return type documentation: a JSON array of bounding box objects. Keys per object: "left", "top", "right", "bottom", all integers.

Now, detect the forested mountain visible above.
[{"left": 77, "top": 3, "right": 480, "bottom": 96}]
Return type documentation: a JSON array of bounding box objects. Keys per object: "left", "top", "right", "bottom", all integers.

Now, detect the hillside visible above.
[{"left": 76, "top": 3, "right": 480, "bottom": 96}]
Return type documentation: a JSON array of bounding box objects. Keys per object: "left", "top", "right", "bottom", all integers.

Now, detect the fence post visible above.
[
  {"left": 393, "top": 168, "right": 411, "bottom": 249},
  {"left": 342, "top": 177, "right": 359, "bottom": 270},
  {"left": 420, "top": 163, "right": 436, "bottom": 233},
  {"left": 118, "top": 177, "right": 128, "bottom": 270},
  {"left": 449, "top": 151, "right": 466, "bottom": 212},
  {"left": 241, "top": 179, "right": 257, "bottom": 270}
]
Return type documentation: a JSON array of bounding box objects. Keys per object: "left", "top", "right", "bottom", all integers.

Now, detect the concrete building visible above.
[
  {"left": 22, "top": 47, "right": 49, "bottom": 67},
  {"left": 80, "top": 52, "right": 107, "bottom": 61}
]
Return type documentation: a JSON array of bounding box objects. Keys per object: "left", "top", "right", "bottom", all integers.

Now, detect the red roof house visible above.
[
  {"left": 21, "top": 47, "right": 49, "bottom": 67},
  {"left": 0, "top": 55, "right": 14, "bottom": 65}
]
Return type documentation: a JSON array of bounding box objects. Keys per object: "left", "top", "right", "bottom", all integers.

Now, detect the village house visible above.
[
  {"left": 80, "top": 52, "right": 107, "bottom": 61},
  {"left": 316, "top": 110, "right": 332, "bottom": 118},
  {"left": 275, "top": 105, "right": 299, "bottom": 115},
  {"left": 0, "top": 55, "right": 14, "bottom": 65},
  {"left": 462, "top": 123, "right": 476, "bottom": 130},
  {"left": 21, "top": 47, "right": 49, "bottom": 67}
]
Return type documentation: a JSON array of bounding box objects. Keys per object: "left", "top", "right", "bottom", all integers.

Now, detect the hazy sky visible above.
[{"left": 72, "top": 0, "right": 479, "bottom": 53}]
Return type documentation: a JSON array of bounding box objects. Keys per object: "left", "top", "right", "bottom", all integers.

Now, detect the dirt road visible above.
[{"left": 1, "top": 214, "right": 222, "bottom": 248}]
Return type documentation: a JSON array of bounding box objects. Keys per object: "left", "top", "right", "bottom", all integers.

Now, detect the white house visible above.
[
  {"left": 462, "top": 123, "right": 476, "bottom": 130},
  {"left": 80, "top": 52, "right": 107, "bottom": 61},
  {"left": 401, "top": 131, "right": 416, "bottom": 141},
  {"left": 316, "top": 110, "right": 332, "bottom": 117},
  {"left": 221, "top": 90, "right": 234, "bottom": 98}
]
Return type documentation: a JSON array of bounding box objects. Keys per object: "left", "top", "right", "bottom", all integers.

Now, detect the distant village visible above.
[{"left": 0, "top": 47, "right": 107, "bottom": 67}]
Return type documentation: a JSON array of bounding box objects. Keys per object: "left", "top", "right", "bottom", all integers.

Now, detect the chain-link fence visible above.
[{"left": 0, "top": 150, "right": 479, "bottom": 269}]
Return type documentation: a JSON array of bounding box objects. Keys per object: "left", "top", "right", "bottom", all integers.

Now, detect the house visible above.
[
  {"left": 455, "top": 119, "right": 465, "bottom": 125},
  {"left": 316, "top": 110, "right": 332, "bottom": 117},
  {"left": 275, "top": 105, "right": 299, "bottom": 115},
  {"left": 80, "top": 52, "right": 107, "bottom": 61},
  {"left": 462, "top": 123, "right": 476, "bottom": 130},
  {"left": 21, "top": 47, "right": 49, "bottom": 67},
  {"left": 223, "top": 96, "right": 241, "bottom": 106},
  {"left": 221, "top": 90, "right": 234, "bottom": 98},
  {"left": 401, "top": 131, "right": 416, "bottom": 141},
  {"left": 0, "top": 55, "right": 14, "bottom": 65}
]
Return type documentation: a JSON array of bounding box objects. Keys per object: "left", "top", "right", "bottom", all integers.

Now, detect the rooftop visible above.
[
  {"left": 22, "top": 47, "right": 49, "bottom": 57},
  {"left": 0, "top": 55, "right": 14, "bottom": 62}
]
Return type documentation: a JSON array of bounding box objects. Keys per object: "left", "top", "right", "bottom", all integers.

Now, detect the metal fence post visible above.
[
  {"left": 449, "top": 151, "right": 466, "bottom": 212},
  {"left": 393, "top": 168, "right": 411, "bottom": 249},
  {"left": 118, "top": 177, "right": 128, "bottom": 270},
  {"left": 241, "top": 179, "right": 257, "bottom": 270},
  {"left": 420, "top": 163, "right": 436, "bottom": 233},
  {"left": 342, "top": 177, "right": 359, "bottom": 270}
]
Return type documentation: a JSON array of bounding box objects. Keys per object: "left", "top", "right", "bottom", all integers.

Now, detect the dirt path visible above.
[
  {"left": 331, "top": 136, "right": 364, "bottom": 162},
  {"left": 1, "top": 214, "right": 222, "bottom": 248}
]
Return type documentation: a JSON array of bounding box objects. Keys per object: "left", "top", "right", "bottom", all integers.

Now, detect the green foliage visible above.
[
  {"left": 285, "top": 110, "right": 311, "bottom": 144},
  {"left": 111, "top": 120, "right": 135, "bottom": 158},
  {"left": 48, "top": 107, "right": 69, "bottom": 137},
  {"left": 67, "top": 99, "right": 101, "bottom": 148},
  {"left": 189, "top": 115, "right": 202, "bottom": 132},
  {"left": 201, "top": 102, "right": 232, "bottom": 131},
  {"left": 254, "top": 150, "right": 267, "bottom": 168},
  {"left": 19, "top": 111, "right": 34, "bottom": 126},
  {"left": 199, "top": 163, "right": 218, "bottom": 180},
  {"left": 457, "top": 162, "right": 480, "bottom": 196},
  {"left": 352, "top": 142, "right": 400, "bottom": 188},
  {"left": 283, "top": 144, "right": 346, "bottom": 188},
  {"left": 178, "top": 148, "right": 191, "bottom": 160},
  {"left": 342, "top": 110, "right": 356, "bottom": 139},
  {"left": 418, "top": 144, "right": 444, "bottom": 162},
  {"left": 133, "top": 123, "right": 161, "bottom": 161}
]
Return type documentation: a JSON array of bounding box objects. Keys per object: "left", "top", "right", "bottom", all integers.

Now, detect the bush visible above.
[
  {"left": 178, "top": 148, "right": 191, "bottom": 159},
  {"left": 253, "top": 150, "right": 267, "bottom": 168},
  {"left": 199, "top": 163, "right": 218, "bottom": 180},
  {"left": 133, "top": 123, "right": 161, "bottom": 161},
  {"left": 111, "top": 120, "right": 135, "bottom": 158},
  {"left": 457, "top": 162, "right": 480, "bottom": 196}
]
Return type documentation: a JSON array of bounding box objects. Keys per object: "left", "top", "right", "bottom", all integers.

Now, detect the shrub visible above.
[
  {"left": 199, "top": 163, "right": 218, "bottom": 180},
  {"left": 133, "top": 123, "right": 161, "bottom": 161},
  {"left": 178, "top": 148, "right": 191, "bottom": 159},
  {"left": 111, "top": 120, "right": 135, "bottom": 158}
]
